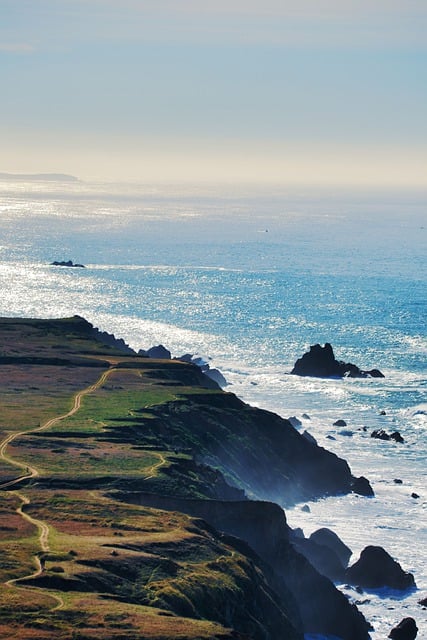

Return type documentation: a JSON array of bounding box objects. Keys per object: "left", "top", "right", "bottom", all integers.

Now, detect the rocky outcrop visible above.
[
  {"left": 388, "top": 617, "right": 418, "bottom": 639},
  {"left": 291, "top": 343, "right": 384, "bottom": 378},
  {"left": 371, "top": 429, "right": 404, "bottom": 443},
  {"left": 113, "top": 493, "right": 371, "bottom": 640},
  {"left": 309, "top": 528, "right": 352, "bottom": 568},
  {"left": 203, "top": 367, "right": 228, "bottom": 387},
  {"left": 146, "top": 344, "right": 172, "bottom": 359},
  {"left": 345, "top": 546, "right": 416, "bottom": 590},
  {"left": 177, "top": 353, "right": 228, "bottom": 387},
  {"left": 291, "top": 527, "right": 353, "bottom": 583},
  {"left": 291, "top": 533, "right": 346, "bottom": 582},
  {"left": 351, "top": 476, "right": 375, "bottom": 497},
  {"left": 50, "top": 260, "right": 85, "bottom": 268},
  {"left": 92, "top": 327, "right": 136, "bottom": 354}
]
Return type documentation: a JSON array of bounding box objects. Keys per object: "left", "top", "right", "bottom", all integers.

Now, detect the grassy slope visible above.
[{"left": 0, "top": 317, "right": 301, "bottom": 640}]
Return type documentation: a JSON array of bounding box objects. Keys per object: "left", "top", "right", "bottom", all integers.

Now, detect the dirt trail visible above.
[
  {"left": 0, "top": 366, "right": 116, "bottom": 609},
  {"left": 144, "top": 452, "right": 167, "bottom": 480},
  {"left": 0, "top": 368, "right": 114, "bottom": 490}
]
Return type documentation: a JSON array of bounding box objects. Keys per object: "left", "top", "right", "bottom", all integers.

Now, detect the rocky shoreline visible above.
[
  {"left": 91, "top": 320, "right": 423, "bottom": 638},
  {"left": 0, "top": 316, "right": 421, "bottom": 639}
]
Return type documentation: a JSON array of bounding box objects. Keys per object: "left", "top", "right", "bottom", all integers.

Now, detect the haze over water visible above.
[{"left": 0, "top": 177, "right": 426, "bottom": 639}]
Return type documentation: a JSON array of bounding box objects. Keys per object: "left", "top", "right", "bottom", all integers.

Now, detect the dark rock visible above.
[
  {"left": 371, "top": 429, "right": 391, "bottom": 440},
  {"left": 301, "top": 504, "right": 311, "bottom": 513},
  {"left": 369, "top": 369, "right": 385, "bottom": 378},
  {"left": 309, "top": 528, "right": 352, "bottom": 568},
  {"left": 301, "top": 430, "right": 317, "bottom": 445},
  {"left": 146, "top": 345, "right": 172, "bottom": 359},
  {"left": 50, "top": 259, "right": 85, "bottom": 268},
  {"left": 418, "top": 596, "right": 427, "bottom": 607},
  {"left": 176, "top": 353, "right": 228, "bottom": 387},
  {"left": 334, "top": 419, "right": 347, "bottom": 427},
  {"left": 411, "top": 493, "right": 420, "bottom": 499},
  {"left": 302, "top": 413, "right": 311, "bottom": 420},
  {"left": 177, "top": 353, "right": 193, "bottom": 363},
  {"left": 93, "top": 329, "right": 135, "bottom": 354},
  {"left": 291, "top": 342, "right": 341, "bottom": 377},
  {"left": 371, "top": 429, "right": 404, "bottom": 443},
  {"left": 292, "top": 535, "right": 345, "bottom": 582},
  {"left": 346, "top": 546, "right": 416, "bottom": 590},
  {"left": 288, "top": 416, "right": 302, "bottom": 428},
  {"left": 388, "top": 617, "right": 418, "bottom": 639},
  {"left": 326, "top": 435, "right": 336, "bottom": 440},
  {"left": 290, "top": 527, "right": 305, "bottom": 540},
  {"left": 380, "top": 410, "right": 387, "bottom": 415},
  {"left": 203, "top": 367, "right": 228, "bottom": 387},
  {"left": 351, "top": 476, "right": 374, "bottom": 497},
  {"left": 291, "top": 343, "right": 384, "bottom": 379},
  {"left": 394, "top": 479, "right": 403, "bottom": 484}
]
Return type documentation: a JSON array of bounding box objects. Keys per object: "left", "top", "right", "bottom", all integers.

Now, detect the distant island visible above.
[
  {"left": 50, "top": 260, "right": 86, "bottom": 268},
  {"left": 0, "top": 172, "right": 79, "bottom": 182}
]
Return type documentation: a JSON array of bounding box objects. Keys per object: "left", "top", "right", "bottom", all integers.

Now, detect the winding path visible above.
[
  {"left": 144, "top": 452, "right": 167, "bottom": 480},
  {"left": 0, "top": 368, "right": 115, "bottom": 490},
  {"left": 0, "top": 366, "right": 116, "bottom": 608}
]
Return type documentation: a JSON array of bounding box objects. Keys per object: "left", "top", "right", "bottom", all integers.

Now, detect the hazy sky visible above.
[{"left": 1, "top": 0, "right": 426, "bottom": 185}]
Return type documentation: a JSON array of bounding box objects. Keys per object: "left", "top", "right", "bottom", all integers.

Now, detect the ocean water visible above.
[{"left": 0, "top": 177, "right": 426, "bottom": 638}]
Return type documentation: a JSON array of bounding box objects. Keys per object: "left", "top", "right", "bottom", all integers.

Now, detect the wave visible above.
[
  {"left": 87, "top": 263, "right": 246, "bottom": 273},
  {"left": 408, "top": 403, "right": 427, "bottom": 416}
]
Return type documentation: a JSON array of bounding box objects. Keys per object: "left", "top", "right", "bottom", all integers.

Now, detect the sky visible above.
[{"left": 0, "top": 0, "right": 426, "bottom": 186}]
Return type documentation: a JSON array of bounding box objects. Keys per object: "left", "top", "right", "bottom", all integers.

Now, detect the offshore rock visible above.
[
  {"left": 351, "top": 476, "right": 375, "bottom": 497},
  {"left": 309, "top": 528, "right": 352, "bottom": 569},
  {"left": 291, "top": 343, "right": 384, "bottom": 378},
  {"left": 346, "top": 546, "right": 416, "bottom": 590},
  {"left": 388, "top": 617, "right": 418, "bottom": 639},
  {"left": 291, "top": 533, "right": 346, "bottom": 581},
  {"left": 371, "top": 429, "right": 404, "bottom": 443},
  {"left": 50, "top": 259, "right": 85, "bottom": 267}
]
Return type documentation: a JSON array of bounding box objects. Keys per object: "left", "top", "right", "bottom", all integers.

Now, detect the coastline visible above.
[{"left": 3, "top": 317, "right": 424, "bottom": 639}]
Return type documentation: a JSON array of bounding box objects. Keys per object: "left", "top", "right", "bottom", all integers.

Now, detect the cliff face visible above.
[
  {"left": 104, "top": 390, "right": 357, "bottom": 506},
  {"left": 0, "top": 316, "right": 372, "bottom": 639},
  {"left": 113, "top": 492, "right": 371, "bottom": 640}
]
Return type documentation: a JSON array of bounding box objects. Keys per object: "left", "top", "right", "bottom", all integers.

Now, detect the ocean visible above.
[{"left": 0, "top": 177, "right": 426, "bottom": 639}]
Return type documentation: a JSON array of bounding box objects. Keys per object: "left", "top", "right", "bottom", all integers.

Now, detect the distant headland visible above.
[{"left": 0, "top": 172, "right": 79, "bottom": 182}]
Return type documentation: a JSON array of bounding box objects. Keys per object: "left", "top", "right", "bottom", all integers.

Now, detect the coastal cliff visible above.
[{"left": 0, "top": 316, "right": 371, "bottom": 639}]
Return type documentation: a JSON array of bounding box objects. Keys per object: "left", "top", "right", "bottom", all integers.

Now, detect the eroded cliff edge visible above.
[{"left": 0, "top": 316, "right": 372, "bottom": 639}]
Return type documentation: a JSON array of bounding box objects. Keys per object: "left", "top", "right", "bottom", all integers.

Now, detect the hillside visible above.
[{"left": 0, "top": 316, "right": 371, "bottom": 639}]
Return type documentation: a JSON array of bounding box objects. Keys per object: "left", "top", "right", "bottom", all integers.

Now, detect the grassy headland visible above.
[{"left": 0, "top": 316, "right": 370, "bottom": 639}]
